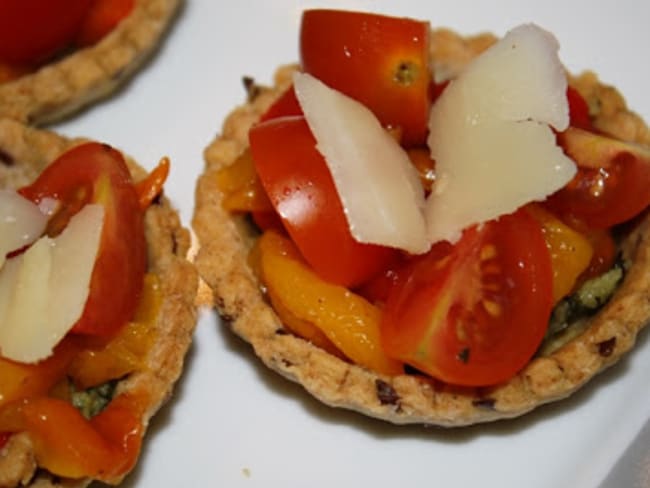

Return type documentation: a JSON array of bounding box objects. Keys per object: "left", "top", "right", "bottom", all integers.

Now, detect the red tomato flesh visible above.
[
  {"left": 381, "top": 209, "right": 553, "bottom": 386},
  {"left": 19, "top": 142, "right": 146, "bottom": 338},
  {"left": 300, "top": 9, "right": 431, "bottom": 147},
  {"left": 0, "top": 0, "right": 92, "bottom": 64},
  {"left": 249, "top": 116, "right": 398, "bottom": 288}
]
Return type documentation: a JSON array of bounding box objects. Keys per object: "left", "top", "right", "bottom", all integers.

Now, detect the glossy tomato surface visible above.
[
  {"left": 19, "top": 142, "right": 146, "bottom": 338},
  {"left": 300, "top": 9, "right": 431, "bottom": 147},
  {"left": 547, "top": 129, "right": 650, "bottom": 229},
  {"left": 0, "top": 0, "right": 92, "bottom": 64},
  {"left": 381, "top": 209, "right": 553, "bottom": 386},
  {"left": 249, "top": 116, "right": 398, "bottom": 288}
]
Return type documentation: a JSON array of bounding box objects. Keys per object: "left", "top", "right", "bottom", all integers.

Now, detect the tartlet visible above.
[
  {"left": 0, "top": 117, "right": 197, "bottom": 486},
  {"left": 193, "top": 27, "right": 650, "bottom": 427},
  {"left": 0, "top": 0, "right": 181, "bottom": 126}
]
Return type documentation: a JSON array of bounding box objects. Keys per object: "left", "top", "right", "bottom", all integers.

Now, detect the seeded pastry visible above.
[
  {"left": 0, "top": 117, "right": 197, "bottom": 486},
  {"left": 193, "top": 16, "right": 650, "bottom": 426},
  {"left": 0, "top": 0, "right": 181, "bottom": 125}
]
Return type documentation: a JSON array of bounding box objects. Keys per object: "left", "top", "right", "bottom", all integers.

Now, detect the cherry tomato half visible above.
[
  {"left": 300, "top": 9, "right": 431, "bottom": 147},
  {"left": 19, "top": 142, "right": 146, "bottom": 338},
  {"left": 0, "top": 0, "right": 92, "bottom": 64},
  {"left": 381, "top": 209, "right": 553, "bottom": 386},
  {"left": 546, "top": 127, "right": 650, "bottom": 229},
  {"left": 249, "top": 116, "right": 398, "bottom": 288}
]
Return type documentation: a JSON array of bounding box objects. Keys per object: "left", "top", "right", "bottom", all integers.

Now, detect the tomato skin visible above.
[
  {"left": 300, "top": 9, "right": 431, "bottom": 147},
  {"left": 566, "top": 86, "right": 592, "bottom": 130},
  {"left": 546, "top": 129, "right": 650, "bottom": 229},
  {"left": 249, "top": 116, "right": 398, "bottom": 288},
  {"left": 381, "top": 209, "right": 553, "bottom": 386},
  {"left": 19, "top": 142, "right": 146, "bottom": 338},
  {"left": 0, "top": 0, "right": 92, "bottom": 64},
  {"left": 76, "top": 0, "right": 135, "bottom": 47},
  {"left": 260, "top": 85, "right": 302, "bottom": 122}
]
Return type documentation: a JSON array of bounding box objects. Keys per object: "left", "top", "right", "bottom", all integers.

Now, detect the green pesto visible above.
[
  {"left": 539, "top": 260, "right": 626, "bottom": 356},
  {"left": 71, "top": 380, "right": 117, "bottom": 419}
]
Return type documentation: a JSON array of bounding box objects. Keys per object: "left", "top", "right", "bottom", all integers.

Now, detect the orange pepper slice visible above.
[
  {"left": 257, "top": 230, "right": 403, "bottom": 375},
  {"left": 134, "top": 157, "right": 170, "bottom": 210},
  {"left": 0, "top": 339, "right": 78, "bottom": 409},
  {"left": 0, "top": 393, "right": 144, "bottom": 481}
]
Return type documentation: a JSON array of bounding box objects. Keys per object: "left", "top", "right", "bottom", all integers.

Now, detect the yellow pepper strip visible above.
[
  {"left": 267, "top": 288, "right": 345, "bottom": 358},
  {"left": 215, "top": 148, "right": 274, "bottom": 213},
  {"left": 67, "top": 274, "right": 162, "bottom": 389},
  {"left": 526, "top": 204, "right": 594, "bottom": 302},
  {"left": 249, "top": 234, "right": 344, "bottom": 356},
  {"left": 257, "top": 230, "right": 403, "bottom": 375}
]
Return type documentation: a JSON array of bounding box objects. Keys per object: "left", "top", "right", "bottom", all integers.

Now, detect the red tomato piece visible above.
[
  {"left": 300, "top": 9, "right": 431, "bottom": 147},
  {"left": 260, "top": 84, "right": 303, "bottom": 122},
  {"left": 566, "top": 86, "right": 592, "bottom": 130},
  {"left": 546, "top": 130, "right": 650, "bottom": 229},
  {"left": 357, "top": 259, "right": 404, "bottom": 305},
  {"left": 76, "top": 0, "right": 135, "bottom": 47},
  {"left": 19, "top": 142, "right": 146, "bottom": 338},
  {"left": 249, "top": 116, "right": 398, "bottom": 288},
  {"left": 0, "top": 0, "right": 92, "bottom": 64},
  {"left": 430, "top": 79, "right": 449, "bottom": 104},
  {"left": 381, "top": 209, "right": 553, "bottom": 386}
]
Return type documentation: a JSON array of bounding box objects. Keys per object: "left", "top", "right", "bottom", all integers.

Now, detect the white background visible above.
[{"left": 53, "top": 1, "right": 650, "bottom": 487}]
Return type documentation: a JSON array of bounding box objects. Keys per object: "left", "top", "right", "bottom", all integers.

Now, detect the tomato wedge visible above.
[
  {"left": 546, "top": 127, "right": 650, "bottom": 229},
  {"left": 300, "top": 9, "right": 431, "bottom": 147},
  {"left": 19, "top": 142, "right": 146, "bottom": 338},
  {"left": 381, "top": 209, "right": 553, "bottom": 386},
  {"left": 0, "top": 0, "right": 92, "bottom": 64},
  {"left": 260, "top": 85, "right": 302, "bottom": 122},
  {"left": 249, "top": 116, "right": 398, "bottom": 288}
]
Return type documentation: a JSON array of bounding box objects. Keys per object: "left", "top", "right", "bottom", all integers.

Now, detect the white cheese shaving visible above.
[
  {"left": 294, "top": 72, "right": 429, "bottom": 254},
  {"left": 425, "top": 23, "right": 576, "bottom": 243}
]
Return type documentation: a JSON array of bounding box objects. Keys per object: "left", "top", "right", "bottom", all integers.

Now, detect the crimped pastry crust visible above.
[
  {"left": 0, "top": 118, "right": 198, "bottom": 486},
  {"left": 193, "top": 28, "right": 650, "bottom": 427},
  {"left": 0, "top": 0, "right": 181, "bottom": 126}
]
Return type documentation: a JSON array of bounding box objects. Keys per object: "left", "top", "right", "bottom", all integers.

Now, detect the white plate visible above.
[{"left": 53, "top": 1, "right": 650, "bottom": 487}]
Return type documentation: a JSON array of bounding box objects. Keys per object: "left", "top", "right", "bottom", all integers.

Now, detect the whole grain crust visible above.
[
  {"left": 193, "top": 28, "right": 650, "bottom": 427},
  {"left": 0, "top": 0, "right": 181, "bottom": 126},
  {"left": 0, "top": 118, "right": 198, "bottom": 486}
]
